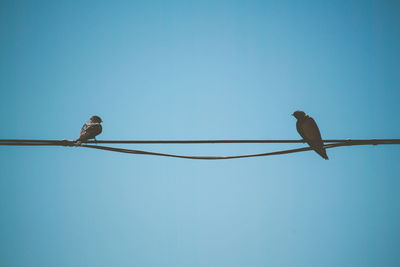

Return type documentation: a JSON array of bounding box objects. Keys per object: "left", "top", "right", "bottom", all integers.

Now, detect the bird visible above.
[
  {"left": 76, "top": 115, "right": 103, "bottom": 144},
  {"left": 292, "top": 110, "right": 328, "bottom": 160}
]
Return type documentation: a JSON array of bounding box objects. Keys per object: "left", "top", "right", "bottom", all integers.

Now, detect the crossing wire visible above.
[{"left": 0, "top": 139, "right": 399, "bottom": 160}]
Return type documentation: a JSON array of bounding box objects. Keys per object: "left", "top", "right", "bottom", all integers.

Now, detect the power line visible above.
[
  {"left": 0, "top": 139, "right": 399, "bottom": 144},
  {"left": 0, "top": 138, "right": 399, "bottom": 160},
  {"left": 81, "top": 141, "right": 395, "bottom": 160}
]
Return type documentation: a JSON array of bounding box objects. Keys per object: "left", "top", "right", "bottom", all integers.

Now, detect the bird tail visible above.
[{"left": 316, "top": 148, "right": 329, "bottom": 160}]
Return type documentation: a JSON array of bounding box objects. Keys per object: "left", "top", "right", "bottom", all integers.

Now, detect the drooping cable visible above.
[{"left": 0, "top": 139, "right": 398, "bottom": 160}]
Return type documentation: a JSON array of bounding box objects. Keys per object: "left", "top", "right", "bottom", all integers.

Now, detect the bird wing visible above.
[
  {"left": 299, "top": 117, "right": 323, "bottom": 142},
  {"left": 79, "top": 123, "right": 90, "bottom": 137},
  {"left": 77, "top": 123, "right": 102, "bottom": 141}
]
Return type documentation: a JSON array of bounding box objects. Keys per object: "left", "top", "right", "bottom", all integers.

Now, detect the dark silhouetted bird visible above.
[
  {"left": 292, "top": 110, "right": 328, "bottom": 160},
  {"left": 76, "top": 115, "right": 103, "bottom": 144}
]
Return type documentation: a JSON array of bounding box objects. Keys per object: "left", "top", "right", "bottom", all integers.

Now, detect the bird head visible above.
[
  {"left": 90, "top": 115, "right": 103, "bottom": 123},
  {"left": 292, "top": 110, "right": 306, "bottom": 120}
]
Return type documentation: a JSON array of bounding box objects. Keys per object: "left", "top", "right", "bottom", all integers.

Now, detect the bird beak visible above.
[{"left": 291, "top": 113, "right": 294, "bottom": 116}]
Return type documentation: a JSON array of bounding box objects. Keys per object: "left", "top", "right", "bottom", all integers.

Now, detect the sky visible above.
[{"left": 0, "top": 0, "right": 399, "bottom": 266}]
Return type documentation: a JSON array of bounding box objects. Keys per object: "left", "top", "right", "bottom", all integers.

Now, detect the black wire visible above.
[
  {"left": 79, "top": 142, "right": 396, "bottom": 160},
  {"left": 1, "top": 139, "right": 399, "bottom": 144},
  {"left": 0, "top": 139, "right": 399, "bottom": 160}
]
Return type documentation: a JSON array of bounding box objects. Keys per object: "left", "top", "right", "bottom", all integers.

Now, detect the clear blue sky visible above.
[{"left": 1, "top": 1, "right": 399, "bottom": 266}]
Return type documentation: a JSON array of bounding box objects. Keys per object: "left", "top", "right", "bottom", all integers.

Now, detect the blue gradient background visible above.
[{"left": 1, "top": 1, "right": 399, "bottom": 266}]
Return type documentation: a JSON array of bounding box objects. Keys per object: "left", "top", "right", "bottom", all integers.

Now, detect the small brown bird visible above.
[
  {"left": 76, "top": 115, "right": 103, "bottom": 144},
  {"left": 292, "top": 111, "right": 328, "bottom": 160}
]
